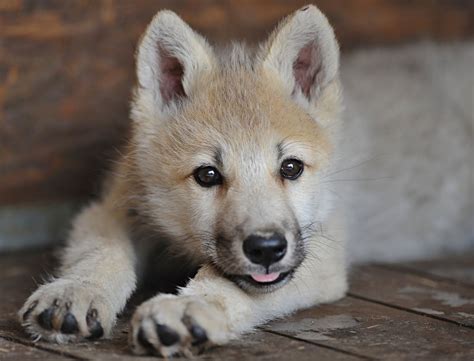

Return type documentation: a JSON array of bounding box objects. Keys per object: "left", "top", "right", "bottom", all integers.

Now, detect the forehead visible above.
[
  {"left": 156, "top": 65, "right": 331, "bottom": 171},
  {"left": 205, "top": 69, "right": 319, "bottom": 132}
]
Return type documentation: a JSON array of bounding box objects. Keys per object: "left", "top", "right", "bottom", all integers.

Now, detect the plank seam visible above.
[
  {"left": 372, "top": 263, "right": 474, "bottom": 290},
  {"left": 347, "top": 293, "right": 474, "bottom": 330},
  {"left": 0, "top": 334, "right": 87, "bottom": 360},
  {"left": 263, "top": 329, "right": 377, "bottom": 360}
]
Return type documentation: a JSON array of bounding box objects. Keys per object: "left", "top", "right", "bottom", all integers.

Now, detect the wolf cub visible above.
[{"left": 20, "top": 5, "right": 347, "bottom": 357}]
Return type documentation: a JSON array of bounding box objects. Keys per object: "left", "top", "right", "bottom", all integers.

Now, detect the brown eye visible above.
[
  {"left": 193, "top": 166, "right": 223, "bottom": 187},
  {"left": 280, "top": 159, "right": 304, "bottom": 180}
]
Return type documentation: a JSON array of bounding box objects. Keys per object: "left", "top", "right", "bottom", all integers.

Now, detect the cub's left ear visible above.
[{"left": 260, "top": 5, "right": 339, "bottom": 103}]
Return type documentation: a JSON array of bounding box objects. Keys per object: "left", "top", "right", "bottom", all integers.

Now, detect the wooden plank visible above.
[
  {"left": 202, "top": 332, "right": 360, "bottom": 361},
  {"left": 2, "top": 299, "right": 360, "bottom": 361},
  {"left": 0, "top": 251, "right": 56, "bottom": 346},
  {"left": 30, "top": 327, "right": 359, "bottom": 361},
  {"left": 0, "top": 250, "right": 356, "bottom": 360},
  {"left": 0, "top": 248, "right": 56, "bottom": 274},
  {"left": 350, "top": 265, "right": 474, "bottom": 327},
  {"left": 1, "top": 0, "right": 473, "bottom": 205},
  {"left": 2, "top": 249, "right": 474, "bottom": 360},
  {"left": 392, "top": 254, "right": 474, "bottom": 287},
  {"left": 1, "top": 328, "right": 359, "bottom": 361},
  {"left": 0, "top": 337, "right": 75, "bottom": 361},
  {"left": 265, "top": 296, "right": 474, "bottom": 361}
]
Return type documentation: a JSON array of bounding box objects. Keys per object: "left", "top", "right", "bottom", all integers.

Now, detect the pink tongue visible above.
[{"left": 251, "top": 272, "right": 280, "bottom": 283}]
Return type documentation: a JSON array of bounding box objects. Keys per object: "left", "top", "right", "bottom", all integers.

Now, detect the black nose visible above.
[{"left": 243, "top": 233, "right": 287, "bottom": 267}]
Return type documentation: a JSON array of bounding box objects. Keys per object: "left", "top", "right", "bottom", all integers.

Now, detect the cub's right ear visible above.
[{"left": 133, "top": 10, "right": 215, "bottom": 119}]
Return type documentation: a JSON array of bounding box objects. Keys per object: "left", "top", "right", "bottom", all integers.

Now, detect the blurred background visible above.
[{"left": 0, "top": 0, "right": 473, "bottom": 252}]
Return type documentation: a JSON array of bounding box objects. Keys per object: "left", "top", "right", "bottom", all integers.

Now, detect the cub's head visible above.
[{"left": 130, "top": 5, "right": 342, "bottom": 293}]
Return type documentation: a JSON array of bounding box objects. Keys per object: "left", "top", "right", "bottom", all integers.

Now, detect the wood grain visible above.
[
  {"left": 1, "top": 0, "right": 473, "bottom": 205},
  {"left": 350, "top": 265, "right": 474, "bottom": 327},
  {"left": 1, "top": 249, "right": 474, "bottom": 360},
  {"left": 265, "top": 296, "right": 474, "bottom": 361},
  {"left": 0, "top": 338, "right": 75, "bottom": 361},
  {"left": 394, "top": 254, "right": 474, "bottom": 287},
  {"left": 0, "top": 249, "right": 357, "bottom": 361}
]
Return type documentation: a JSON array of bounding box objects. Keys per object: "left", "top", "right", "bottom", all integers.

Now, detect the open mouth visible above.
[
  {"left": 247, "top": 272, "right": 290, "bottom": 285},
  {"left": 226, "top": 271, "right": 293, "bottom": 292}
]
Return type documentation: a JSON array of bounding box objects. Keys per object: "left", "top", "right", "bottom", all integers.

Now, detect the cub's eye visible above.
[
  {"left": 193, "top": 166, "right": 223, "bottom": 188},
  {"left": 280, "top": 159, "right": 304, "bottom": 180}
]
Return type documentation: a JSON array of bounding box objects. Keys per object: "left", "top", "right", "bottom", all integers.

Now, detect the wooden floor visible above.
[{"left": 0, "top": 250, "right": 473, "bottom": 360}]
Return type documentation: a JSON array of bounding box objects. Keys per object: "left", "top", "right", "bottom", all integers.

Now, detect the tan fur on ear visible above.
[
  {"left": 133, "top": 10, "right": 215, "bottom": 121},
  {"left": 260, "top": 5, "right": 339, "bottom": 103}
]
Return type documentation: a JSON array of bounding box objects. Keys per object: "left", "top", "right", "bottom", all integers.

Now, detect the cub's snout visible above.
[{"left": 215, "top": 226, "right": 303, "bottom": 293}]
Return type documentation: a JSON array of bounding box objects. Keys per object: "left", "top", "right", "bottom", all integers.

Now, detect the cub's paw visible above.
[
  {"left": 19, "top": 279, "right": 115, "bottom": 343},
  {"left": 130, "top": 295, "right": 229, "bottom": 357}
]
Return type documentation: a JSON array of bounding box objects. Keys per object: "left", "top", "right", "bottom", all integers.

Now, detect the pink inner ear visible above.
[
  {"left": 293, "top": 41, "right": 322, "bottom": 98},
  {"left": 158, "top": 47, "right": 185, "bottom": 104}
]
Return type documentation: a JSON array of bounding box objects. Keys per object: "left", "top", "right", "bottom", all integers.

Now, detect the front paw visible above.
[
  {"left": 130, "top": 294, "right": 229, "bottom": 357},
  {"left": 19, "top": 279, "right": 114, "bottom": 343}
]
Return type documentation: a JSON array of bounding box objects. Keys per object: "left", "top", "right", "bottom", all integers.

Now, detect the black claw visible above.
[
  {"left": 37, "top": 308, "right": 54, "bottom": 330},
  {"left": 190, "top": 324, "right": 208, "bottom": 346},
  {"left": 86, "top": 320, "right": 104, "bottom": 340},
  {"left": 61, "top": 312, "right": 79, "bottom": 334},
  {"left": 23, "top": 301, "right": 38, "bottom": 321},
  {"left": 86, "top": 309, "right": 104, "bottom": 340},
  {"left": 156, "top": 324, "right": 180, "bottom": 346},
  {"left": 88, "top": 308, "right": 98, "bottom": 319},
  {"left": 137, "top": 327, "right": 155, "bottom": 351}
]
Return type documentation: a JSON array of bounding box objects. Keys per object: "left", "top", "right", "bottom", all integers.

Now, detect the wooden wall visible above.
[{"left": 1, "top": 0, "right": 473, "bottom": 205}]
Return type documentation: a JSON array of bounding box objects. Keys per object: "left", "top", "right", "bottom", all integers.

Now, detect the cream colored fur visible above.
[{"left": 20, "top": 5, "right": 348, "bottom": 357}]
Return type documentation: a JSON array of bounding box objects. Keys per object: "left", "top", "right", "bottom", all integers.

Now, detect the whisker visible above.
[
  {"left": 320, "top": 176, "right": 393, "bottom": 184},
  {"left": 322, "top": 157, "right": 376, "bottom": 179}
]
